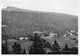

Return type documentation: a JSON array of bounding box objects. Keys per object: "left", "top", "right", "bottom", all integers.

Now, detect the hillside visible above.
[{"left": 2, "top": 7, "right": 78, "bottom": 37}]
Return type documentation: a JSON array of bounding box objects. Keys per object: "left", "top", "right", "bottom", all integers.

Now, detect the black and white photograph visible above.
[{"left": 1, "top": 0, "right": 78, "bottom": 55}]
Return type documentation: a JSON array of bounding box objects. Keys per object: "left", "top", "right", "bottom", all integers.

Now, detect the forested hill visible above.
[{"left": 2, "top": 7, "right": 78, "bottom": 37}]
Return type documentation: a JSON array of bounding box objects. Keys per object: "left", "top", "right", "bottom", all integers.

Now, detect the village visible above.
[
  {"left": 2, "top": 29, "right": 78, "bottom": 44},
  {"left": 14, "top": 30, "right": 78, "bottom": 40}
]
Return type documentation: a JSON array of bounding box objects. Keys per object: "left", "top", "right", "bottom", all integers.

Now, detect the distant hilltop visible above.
[
  {"left": 2, "top": 6, "right": 47, "bottom": 13},
  {"left": 2, "top": 6, "right": 78, "bottom": 37},
  {"left": 2, "top": 6, "right": 78, "bottom": 16}
]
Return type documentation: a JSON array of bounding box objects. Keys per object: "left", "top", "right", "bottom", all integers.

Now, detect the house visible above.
[
  {"left": 63, "top": 34, "right": 70, "bottom": 37},
  {"left": 71, "top": 30, "right": 75, "bottom": 33},
  {"left": 25, "top": 37, "right": 28, "bottom": 40},
  {"left": 19, "top": 37, "right": 24, "bottom": 40},
  {"left": 63, "top": 34, "right": 67, "bottom": 37},
  {"left": 19, "top": 37, "right": 29, "bottom": 40}
]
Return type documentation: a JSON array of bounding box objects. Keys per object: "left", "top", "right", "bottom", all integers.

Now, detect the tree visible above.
[
  {"left": 52, "top": 40, "right": 60, "bottom": 52},
  {"left": 22, "top": 48, "right": 26, "bottom": 54},
  {"left": 29, "top": 33, "right": 46, "bottom": 54},
  {"left": 43, "top": 41, "right": 51, "bottom": 49},
  {"left": 12, "top": 42, "right": 22, "bottom": 54},
  {"left": 2, "top": 40, "right": 10, "bottom": 54},
  {"left": 62, "top": 44, "right": 71, "bottom": 54},
  {"left": 65, "top": 44, "right": 69, "bottom": 50}
]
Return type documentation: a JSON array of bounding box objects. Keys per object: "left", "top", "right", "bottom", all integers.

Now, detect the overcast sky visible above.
[{"left": 1, "top": 0, "right": 78, "bottom": 16}]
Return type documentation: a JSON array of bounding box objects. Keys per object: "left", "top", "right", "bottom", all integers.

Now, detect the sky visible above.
[{"left": 1, "top": 0, "right": 79, "bottom": 16}]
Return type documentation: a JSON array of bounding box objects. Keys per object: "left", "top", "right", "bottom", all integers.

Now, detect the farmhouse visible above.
[
  {"left": 19, "top": 37, "right": 29, "bottom": 40},
  {"left": 19, "top": 37, "right": 24, "bottom": 40}
]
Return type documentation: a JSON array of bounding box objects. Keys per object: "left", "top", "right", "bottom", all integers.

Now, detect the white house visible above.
[
  {"left": 24, "top": 37, "right": 28, "bottom": 40},
  {"left": 71, "top": 30, "right": 75, "bottom": 33},
  {"left": 19, "top": 37, "right": 24, "bottom": 40},
  {"left": 63, "top": 34, "right": 67, "bottom": 37},
  {"left": 19, "top": 37, "right": 29, "bottom": 40}
]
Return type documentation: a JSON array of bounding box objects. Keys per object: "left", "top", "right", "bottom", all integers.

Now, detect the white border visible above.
[{"left": 0, "top": 0, "right": 79, "bottom": 56}]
